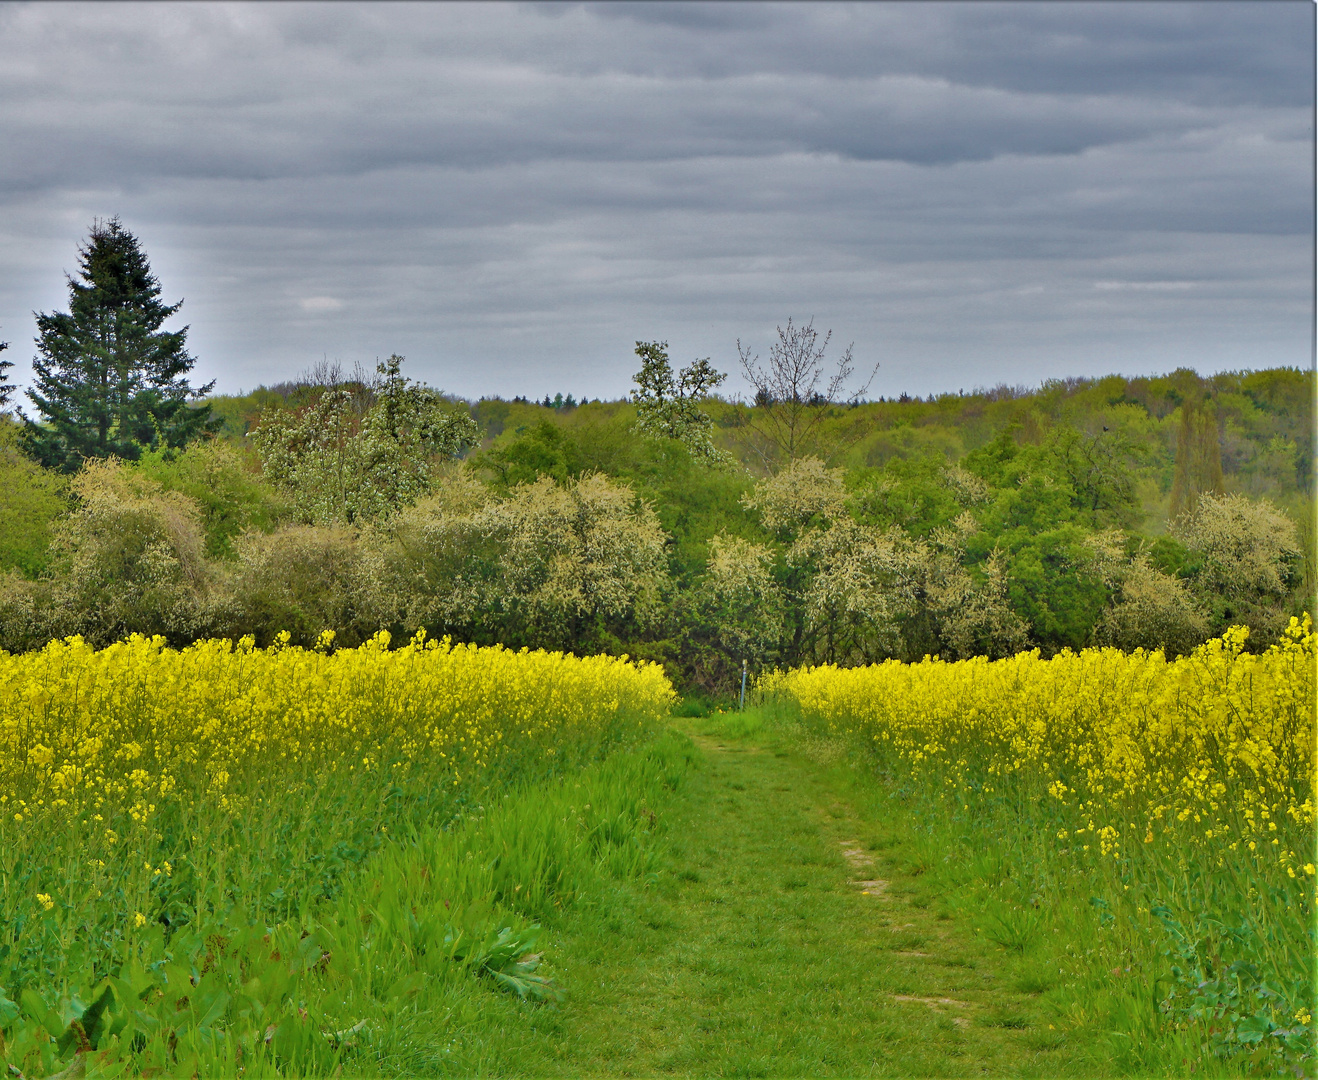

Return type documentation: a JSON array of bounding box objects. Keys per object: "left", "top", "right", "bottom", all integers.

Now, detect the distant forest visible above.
[{"left": 211, "top": 364, "right": 1312, "bottom": 517}]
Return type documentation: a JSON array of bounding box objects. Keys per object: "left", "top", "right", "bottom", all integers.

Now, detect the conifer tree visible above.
[{"left": 24, "top": 218, "right": 217, "bottom": 470}]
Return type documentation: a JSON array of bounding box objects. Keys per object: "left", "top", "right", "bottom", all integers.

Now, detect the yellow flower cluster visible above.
[
  {"left": 1, "top": 630, "right": 673, "bottom": 831},
  {"left": 763, "top": 616, "right": 1315, "bottom": 871}
]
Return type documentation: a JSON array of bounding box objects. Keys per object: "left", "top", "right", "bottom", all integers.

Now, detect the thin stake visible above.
[{"left": 740, "top": 658, "right": 747, "bottom": 711}]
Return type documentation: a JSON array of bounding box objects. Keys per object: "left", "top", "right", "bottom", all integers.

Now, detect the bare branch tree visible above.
[{"left": 736, "top": 318, "right": 877, "bottom": 469}]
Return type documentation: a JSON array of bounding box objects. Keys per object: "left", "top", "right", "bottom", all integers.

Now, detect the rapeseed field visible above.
[
  {"left": 5, "top": 629, "right": 673, "bottom": 831},
  {"left": 2, "top": 621, "right": 1313, "bottom": 1075},
  {"left": 0, "top": 632, "right": 675, "bottom": 1076},
  {"left": 764, "top": 616, "right": 1316, "bottom": 1070}
]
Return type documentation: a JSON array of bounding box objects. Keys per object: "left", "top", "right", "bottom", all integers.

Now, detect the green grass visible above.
[
  {"left": 387, "top": 709, "right": 1169, "bottom": 1078},
  {"left": 467, "top": 706, "right": 1260, "bottom": 1078},
  {"left": 1, "top": 733, "right": 693, "bottom": 1078},
  {"left": 661, "top": 708, "right": 1279, "bottom": 1078},
  {"left": 481, "top": 719, "right": 1080, "bottom": 1077}
]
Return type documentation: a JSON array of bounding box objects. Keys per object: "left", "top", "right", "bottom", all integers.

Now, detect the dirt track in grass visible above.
[{"left": 504, "top": 722, "right": 1088, "bottom": 1077}]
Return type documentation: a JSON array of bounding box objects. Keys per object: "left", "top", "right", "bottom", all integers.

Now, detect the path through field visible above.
[{"left": 501, "top": 722, "right": 1089, "bottom": 1077}]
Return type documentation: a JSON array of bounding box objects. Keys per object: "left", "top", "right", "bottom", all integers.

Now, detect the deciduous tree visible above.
[
  {"left": 735, "top": 318, "right": 876, "bottom": 468},
  {"left": 1168, "top": 397, "right": 1225, "bottom": 520},
  {"left": 251, "top": 355, "right": 477, "bottom": 523},
  {"left": 630, "top": 340, "right": 728, "bottom": 462}
]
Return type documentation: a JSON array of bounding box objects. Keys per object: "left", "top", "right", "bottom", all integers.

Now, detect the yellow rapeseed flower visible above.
[
  {"left": 763, "top": 615, "right": 1316, "bottom": 870},
  {"left": 0, "top": 631, "right": 674, "bottom": 842}
]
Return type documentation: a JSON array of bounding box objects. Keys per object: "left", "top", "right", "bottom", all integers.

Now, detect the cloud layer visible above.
[{"left": 0, "top": 1, "right": 1311, "bottom": 400}]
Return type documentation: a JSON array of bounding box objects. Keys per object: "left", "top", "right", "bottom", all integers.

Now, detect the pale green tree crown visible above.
[
  {"left": 630, "top": 341, "right": 729, "bottom": 463},
  {"left": 251, "top": 354, "right": 478, "bottom": 524}
]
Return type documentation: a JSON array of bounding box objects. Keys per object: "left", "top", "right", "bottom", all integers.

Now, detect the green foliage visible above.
[
  {"left": 848, "top": 455, "right": 977, "bottom": 537},
  {"left": 1152, "top": 886, "right": 1314, "bottom": 1070},
  {"left": 1088, "top": 534, "right": 1209, "bottom": 656},
  {"left": 0, "top": 418, "right": 66, "bottom": 577},
  {"left": 470, "top": 409, "right": 755, "bottom": 586},
  {"left": 0, "top": 363, "right": 1312, "bottom": 689},
  {"left": 970, "top": 523, "right": 1107, "bottom": 653},
  {"left": 593, "top": 433, "right": 755, "bottom": 584},
  {"left": 684, "top": 533, "right": 784, "bottom": 691},
  {"left": 24, "top": 217, "right": 218, "bottom": 470},
  {"left": 1169, "top": 397, "right": 1226, "bottom": 521},
  {"left": 469, "top": 418, "right": 585, "bottom": 492},
  {"left": 251, "top": 355, "right": 477, "bottom": 524},
  {"left": 1047, "top": 426, "right": 1145, "bottom": 528},
  {"left": 133, "top": 440, "right": 283, "bottom": 558},
  {"left": 629, "top": 340, "right": 728, "bottom": 462}
]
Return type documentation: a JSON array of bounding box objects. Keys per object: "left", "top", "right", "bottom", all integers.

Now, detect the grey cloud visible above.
[
  {"left": 556, "top": 2, "right": 1312, "bottom": 110},
  {"left": 0, "top": 1, "right": 1309, "bottom": 401},
  {"left": 0, "top": 66, "right": 1243, "bottom": 187},
  {"left": 2, "top": 2, "right": 1306, "bottom": 189}
]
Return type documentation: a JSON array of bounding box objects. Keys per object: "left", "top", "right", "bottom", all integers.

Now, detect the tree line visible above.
[{"left": 0, "top": 221, "right": 1312, "bottom": 693}]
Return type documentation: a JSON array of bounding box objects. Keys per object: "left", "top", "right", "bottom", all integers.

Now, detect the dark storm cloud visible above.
[{"left": 0, "top": 1, "right": 1310, "bottom": 400}]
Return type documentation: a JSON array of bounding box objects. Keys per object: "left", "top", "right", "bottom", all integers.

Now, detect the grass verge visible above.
[{"left": 2, "top": 732, "right": 695, "bottom": 1077}]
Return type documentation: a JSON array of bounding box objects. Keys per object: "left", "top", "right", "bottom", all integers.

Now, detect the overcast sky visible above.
[{"left": 0, "top": 1, "right": 1312, "bottom": 402}]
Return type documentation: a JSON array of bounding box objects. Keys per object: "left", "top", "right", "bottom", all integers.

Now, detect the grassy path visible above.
[{"left": 494, "top": 721, "right": 1091, "bottom": 1077}]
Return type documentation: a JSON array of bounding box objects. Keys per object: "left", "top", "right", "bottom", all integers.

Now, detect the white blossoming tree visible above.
[
  {"left": 630, "top": 340, "right": 729, "bottom": 463},
  {"left": 251, "top": 355, "right": 477, "bottom": 524}
]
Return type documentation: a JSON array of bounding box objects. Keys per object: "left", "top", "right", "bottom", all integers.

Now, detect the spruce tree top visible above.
[{"left": 25, "top": 217, "right": 217, "bottom": 470}]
